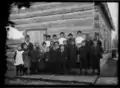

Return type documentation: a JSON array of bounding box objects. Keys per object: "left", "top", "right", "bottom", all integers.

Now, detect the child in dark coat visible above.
[
  {"left": 59, "top": 45, "right": 68, "bottom": 74},
  {"left": 79, "top": 41, "right": 88, "bottom": 75},
  {"left": 49, "top": 42, "right": 60, "bottom": 74},
  {"left": 29, "top": 45, "right": 40, "bottom": 74},
  {"left": 90, "top": 40, "right": 103, "bottom": 75},
  {"left": 67, "top": 40, "right": 77, "bottom": 71}
]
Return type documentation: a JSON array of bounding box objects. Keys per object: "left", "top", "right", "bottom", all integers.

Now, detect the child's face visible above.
[
  {"left": 60, "top": 46, "right": 64, "bottom": 51},
  {"left": 17, "top": 45, "right": 21, "bottom": 50},
  {"left": 23, "top": 44, "right": 28, "bottom": 49},
  {"left": 43, "top": 44, "right": 46, "bottom": 47},
  {"left": 77, "top": 32, "right": 81, "bottom": 36},
  {"left": 60, "top": 34, "right": 64, "bottom": 38},
  {"left": 82, "top": 42, "right": 86, "bottom": 46},
  {"left": 50, "top": 42, "right": 54, "bottom": 46},
  {"left": 47, "top": 37, "right": 50, "bottom": 40},
  {"left": 63, "top": 41, "right": 67, "bottom": 45},
  {"left": 53, "top": 36, "right": 57, "bottom": 40},
  {"left": 55, "top": 43, "right": 59, "bottom": 47}
]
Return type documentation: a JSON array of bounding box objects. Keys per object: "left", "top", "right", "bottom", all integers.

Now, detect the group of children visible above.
[{"left": 14, "top": 31, "right": 103, "bottom": 76}]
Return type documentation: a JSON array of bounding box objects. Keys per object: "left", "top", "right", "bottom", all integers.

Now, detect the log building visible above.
[{"left": 9, "top": 2, "right": 115, "bottom": 52}]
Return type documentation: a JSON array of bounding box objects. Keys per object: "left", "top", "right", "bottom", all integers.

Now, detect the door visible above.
[{"left": 26, "top": 29, "right": 47, "bottom": 46}]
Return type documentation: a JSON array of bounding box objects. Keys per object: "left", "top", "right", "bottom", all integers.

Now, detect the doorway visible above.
[{"left": 26, "top": 28, "right": 47, "bottom": 46}]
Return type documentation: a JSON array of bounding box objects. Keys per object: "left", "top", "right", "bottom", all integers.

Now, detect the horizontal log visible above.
[
  {"left": 11, "top": 10, "right": 93, "bottom": 25},
  {"left": 10, "top": 3, "right": 94, "bottom": 20},
  {"left": 11, "top": 2, "right": 92, "bottom": 14},
  {"left": 15, "top": 16, "right": 93, "bottom": 30},
  {"left": 47, "top": 27, "right": 99, "bottom": 35}
]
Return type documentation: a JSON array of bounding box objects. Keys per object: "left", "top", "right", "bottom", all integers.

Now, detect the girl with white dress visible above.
[{"left": 14, "top": 45, "right": 24, "bottom": 76}]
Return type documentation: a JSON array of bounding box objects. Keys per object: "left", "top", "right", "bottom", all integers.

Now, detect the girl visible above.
[
  {"left": 22, "top": 43, "right": 31, "bottom": 75},
  {"left": 14, "top": 45, "right": 24, "bottom": 76}
]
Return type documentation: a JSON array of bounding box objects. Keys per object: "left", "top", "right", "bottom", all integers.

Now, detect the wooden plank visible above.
[
  {"left": 47, "top": 26, "right": 97, "bottom": 35},
  {"left": 11, "top": 10, "right": 93, "bottom": 25},
  {"left": 11, "top": 2, "right": 91, "bottom": 14},
  {"left": 10, "top": 3, "right": 94, "bottom": 20},
  {"left": 15, "top": 16, "right": 93, "bottom": 30}
]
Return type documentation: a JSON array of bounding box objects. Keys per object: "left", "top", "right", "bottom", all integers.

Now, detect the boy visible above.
[
  {"left": 14, "top": 45, "right": 24, "bottom": 76},
  {"left": 90, "top": 40, "right": 103, "bottom": 75},
  {"left": 78, "top": 41, "right": 88, "bottom": 75},
  {"left": 58, "top": 32, "right": 67, "bottom": 45},
  {"left": 59, "top": 45, "right": 68, "bottom": 74},
  {"left": 29, "top": 45, "right": 40, "bottom": 74},
  {"left": 85, "top": 34, "right": 93, "bottom": 70},
  {"left": 45, "top": 35, "right": 51, "bottom": 47},
  {"left": 49, "top": 42, "right": 60, "bottom": 74},
  {"left": 52, "top": 34, "right": 58, "bottom": 43},
  {"left": 67, "top": 40, "right": 77, "bottom": 72},
  {"left": 75, "top": 31, "right": 84, "bottom": 46},
  {"left": 67, "top": 33, "right": 75, "bottom": 46}
]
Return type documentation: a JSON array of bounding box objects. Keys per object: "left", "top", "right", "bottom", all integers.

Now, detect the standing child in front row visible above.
[
  {"left": 90, "top": 40, "right": 103, "bottom": 75},
  {"left": 59, "top": 45, "right": 68, "bottom": 74},
  {"left": 22, "top": 43, "right": 31, "bottom": 75},
  {"left": 67, "top": 40, "right": 77, "bottom": 71},
  {"left": 78, "top": 40, "right": 88, "bottom": 75},
  {"left": 14, "top": 45, "right": 24, "bottom": 76}
]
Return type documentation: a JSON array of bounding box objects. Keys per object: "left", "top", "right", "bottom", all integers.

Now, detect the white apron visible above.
[{"left": 14, "top": 50, "right": 24, "bottom": 66}]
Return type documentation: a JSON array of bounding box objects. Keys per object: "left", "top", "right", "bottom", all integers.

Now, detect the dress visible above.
[{"left": 23, "top": 50, "right": 31, "bottom": 68}]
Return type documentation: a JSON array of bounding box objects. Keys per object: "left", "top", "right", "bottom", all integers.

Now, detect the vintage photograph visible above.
[{"left": 5, "top": 2, "right": 118, "bottom": 85}]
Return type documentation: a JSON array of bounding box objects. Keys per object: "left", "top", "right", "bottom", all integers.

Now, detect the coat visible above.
[
  {"left": 59, "top": 49, "right": 68, "bottom": 63},
  {"left": 67, "top": 44, "right": 77, "bottom": 68},
  {"left": 49, "top": 48, "right": 60, "bottom": 63},
  {"left": 29, "top": 49, "right": 40, "bottom": 62},
  {"left": 78, "top": 46, "right": 88, "bottom": 69},
  {"left": 90, "top": 45, "right": 103, "bottom": 69}
]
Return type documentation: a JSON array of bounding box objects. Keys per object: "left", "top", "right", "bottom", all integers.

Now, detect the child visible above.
[
  {"left": 45, "top": 35, "right": 51, "bottom": 47},
  {"left": 78, "top": 40, "right": 88, "bottom": 75},
  {"left": 59, "top": 45, "right": 68, "bottom": 74},
  {"left": 75, "top": 31, "right": 84, "bottom": 46},
  {"left": 29, "top": 45, "right": 40, "bottom": 74},
  {"left": 49, "top": 42, "right": 60, "bottom": 74},
  {"left": 58, "top": 32, "right": 67, "bottom": 45},
  {"left": 90, "top": 40, "right": 103, "bottom": 75},
  {"left": 22, "top": 43, "right": 31, "bottom": 75},
  {"left": 14, "top": 45, "right": 24, "bottom": 76},
  {"left": 67, "top": 40, "right": 77, "bottom": 71},
  {"left": 52, "top": 34, "right": 58, "bottom": 43}
]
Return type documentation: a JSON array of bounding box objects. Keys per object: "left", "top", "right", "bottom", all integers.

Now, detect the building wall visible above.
[
  {"left": 95, "top": 5, "right": 112, "bottom": 51},
  {"left": 10, "top": 3, "right": 94, "bottom": 34}
]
